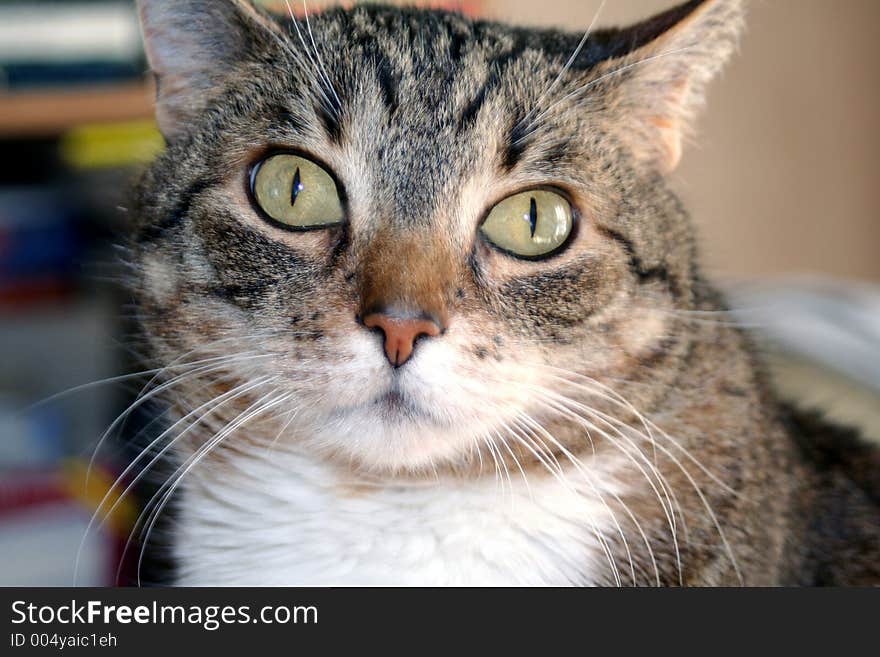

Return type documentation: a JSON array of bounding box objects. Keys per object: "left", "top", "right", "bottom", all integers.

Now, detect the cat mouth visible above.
[
  {"left": 377, "top": 389, "right": 409, "bottom": 411},
  {"left": 326, "top": 381, "right": 448, "bottom": 427},
  {"left": 370, "top": 388, "right": 433, "bottom": 422}
]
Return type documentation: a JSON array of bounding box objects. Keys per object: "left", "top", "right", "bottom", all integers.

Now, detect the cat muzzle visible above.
[{"left": 362, "top": 311, "right": 443, "bottom": 368}]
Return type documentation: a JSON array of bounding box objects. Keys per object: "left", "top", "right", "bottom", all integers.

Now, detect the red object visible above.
[
  {"left": 0, "top": 277, "right": 73, "bottom": 309},
  {"left": 0, "top": 470, "right": 69, "bottom": 518}
]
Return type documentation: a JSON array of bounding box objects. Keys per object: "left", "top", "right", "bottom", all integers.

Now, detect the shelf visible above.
[{"left": 0, "top": 81, "right": 155, "bottom": 138}]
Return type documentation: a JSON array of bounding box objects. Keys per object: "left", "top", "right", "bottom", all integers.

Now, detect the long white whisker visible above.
[
  {"left": 493, "top": 425, "right": 532, "bottom": 500},
  {"left": 589, "top": 406, "right": 743, "bottom": 584},
  {"left": 516, "top": 0, "right": 606, "bottom": 134},
  {"left": 481, "top": 433, "right": 503, "bottom": 494},
  {"left": 525, "top": 384, "right": 679, "bottom": 531},
  {"left": 135, "top": 390, "right": 293, "bottom": 586},
  {"left": 85, "top": 354, "right": 271, "bottom": 488},
  {"left": 27, "top": 349, "right": 261, "bottom": 414},
  {"left": 284, "top": 0, "right": 339, "bottom": 118},
  {"left": 114, "top": 386, "right": 275, "bottom": 584},
  {"left": 485, "top": 434, "right": 510, "bottom": 499},
  {"left": 302, "top": 0, "right": 342, "bottom": 109},
  {"left": 516, "top": 45, "right": 699, "bottom": 144},
  {"left": 523, "top": 390, "right": 675, "bottom": 585},
  {"left": 526, "top": 362, "right": 739, "bottom": 500},
  {"left": 509, "top": 416, "right": 569, "bottom": 486},
  {"left": 75, "top": 376, "right": 276, "bottom": 585},
  {"left": 524, "top": 380, "right": 736, "bottom": 583},
  {"left": 264, "top": 407, "right": 299, "bottom": 456},
  {"left": 514, "top": 412, "right": 623, "bottom": 586}
]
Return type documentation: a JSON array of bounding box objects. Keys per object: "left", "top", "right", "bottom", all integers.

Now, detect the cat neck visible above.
[{"left": 171, "top": 444, "right": 628, "bottom": 586}]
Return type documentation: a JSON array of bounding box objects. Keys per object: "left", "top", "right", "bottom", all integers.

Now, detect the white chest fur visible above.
[{"left": 174, "top": 451, "right": 618, "bottom": 586}]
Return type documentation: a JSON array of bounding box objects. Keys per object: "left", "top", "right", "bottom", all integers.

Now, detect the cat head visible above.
[{"left": 133, "top": 0, "right": 743, "bottom": 473}]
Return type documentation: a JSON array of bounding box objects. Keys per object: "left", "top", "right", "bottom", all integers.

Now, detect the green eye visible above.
[
  {"left": 480, "top": 190, "right": 574, "bottom": 259},
  {"left": 251, "top": 153, "right": 344, "bottom": 229}
]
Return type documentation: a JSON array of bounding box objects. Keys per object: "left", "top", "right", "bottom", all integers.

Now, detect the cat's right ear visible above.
[
  {"left": 586, "top": 0, "right": 745, "bottom": 174},
  {"left": 137, "top": 0, "right": 278, "bottom": 139}
]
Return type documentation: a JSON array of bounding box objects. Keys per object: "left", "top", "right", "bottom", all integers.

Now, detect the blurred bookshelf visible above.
[
  {"left": 0, "top": 0, "right": 154, "bottom": 585},
  {"left": 0, "top": 81, "right": 154, "bottom": 137}
]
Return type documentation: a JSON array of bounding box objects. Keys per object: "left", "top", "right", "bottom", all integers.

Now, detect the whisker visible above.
[
  {"left": 26, "top": 350, "right": 253, "bottom": 413},
  {"left": 522, "top": 388, "right": 681, "bottom": 585},
  {"left": 134, "top": 389, "right": 294, "bottom": 586},
  {"left": 513, "top": 412, "right": 623, "bottom": 587},
  {"left": 114, "top": 384, "right": 278, "bottom": 584},
  {"left": 493, "top": 425, "right": 532, "bottom": 500},
  {"left": 74, "top": 375, "right": 276, "bottom": 585},
  {"left": 483, "top": 434, "right": 508, "bottom": 499},
  {"left": 284, "top": 0, "right": 340, "bottom": 119},
  {"left": 519, "top": 374, "right": 737, "bottom": 583},
  {"left": 588, "top": 407, "right": 743, "bottom": 583},
  {"left": 302, "top": 0, "right": 342, "bottom": 110},
  {"left": 85, "top": 354, "right": 272, "bottom": 488},
  {"left": 515, "top": 0, "right": 607, "bottom": 135},
  {"left": 516, "top": 45, "right": 699, "bottom": 144},
  {"left": 264, "top": 407, "right": 299, "bottom": 456}
]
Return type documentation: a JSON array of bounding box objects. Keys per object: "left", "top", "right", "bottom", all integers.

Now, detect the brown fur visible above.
[{"left": 130, "top": 0, "right": 880, "bottom": 585}]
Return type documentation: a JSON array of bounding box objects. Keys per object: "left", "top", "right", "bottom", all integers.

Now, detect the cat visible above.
[{"left": 129, "top": 0, "right": 880, "bottom": 585}]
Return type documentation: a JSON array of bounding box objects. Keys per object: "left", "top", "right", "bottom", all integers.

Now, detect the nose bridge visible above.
[
  {"left": 358, "top": 228, "right": 457, "bottom": 367},
  {"left": 358, "top": 228, "right": 456, "bottom": 324}
]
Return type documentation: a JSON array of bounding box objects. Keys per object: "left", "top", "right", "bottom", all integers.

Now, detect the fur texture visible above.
[{"left": 129, "top": 0, "right": 880, "bottom": 586}]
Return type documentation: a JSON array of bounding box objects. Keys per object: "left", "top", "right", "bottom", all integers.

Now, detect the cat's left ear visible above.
[
  {"left": 596, "top": 0, "right": 745, "bottom": 173},
  {"left": 137, "top": 0, "right": 279, "bottom": 139}
]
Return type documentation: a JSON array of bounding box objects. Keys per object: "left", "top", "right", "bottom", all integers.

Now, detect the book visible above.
[{"left": 0, "top": 1, "right": 144, "bottom": 91}]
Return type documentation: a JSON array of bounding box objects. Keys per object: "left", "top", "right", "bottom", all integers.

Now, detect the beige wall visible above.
[{"left": 483, "top": 0, "right": 880, "bottom": 283}]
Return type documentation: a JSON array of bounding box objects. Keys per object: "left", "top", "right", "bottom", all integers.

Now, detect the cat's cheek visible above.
[
  {"left": 139, "top": 252, "right": 182, "bottom": 311},
  {"left": 401, "top": 324, "right": 537, "bottom": 410},
  {"left": 276, "top": 334, "right": 386, "bottom": 406}
]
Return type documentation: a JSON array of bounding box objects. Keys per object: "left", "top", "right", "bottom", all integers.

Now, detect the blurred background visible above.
[{"left": 0, "top": 0, "right": 877, "bottom": 585}]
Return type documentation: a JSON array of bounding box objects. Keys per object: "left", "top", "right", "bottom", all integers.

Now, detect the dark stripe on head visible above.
[
  {"left": 195, "top": 212, "right": 320, "bottom": 308},
  {"left": 316, "top": 102, "right": 343, "bottom": 144},
  {"left": 376, "top": 58, "right": 400, "bottom": 116},
  {"left": 206, "top": 280, "right": 271, "bottom": 308},
  {"left": 597, "top": 226, "right": 680, "bottom": 297},
  {"left": 458, "top": 39, "right": 527, "bottom": 133},
  {"left": 458, "top": 83, "right": 489, "bottom": 131},
  {"left": 542, "top": 140, "right": 576, "bottom": 168},
  {"left": 137, "top": 178, "right": 212, "bottom": 243},
  {"left": 502, "top": 113, "right": 531, "bottom": 171},
  {"left": 270, "top": 103, "right": 308, "bottom": 133},
  {"left": 446, "top": 23, "right": 471, "bottom": 63}
]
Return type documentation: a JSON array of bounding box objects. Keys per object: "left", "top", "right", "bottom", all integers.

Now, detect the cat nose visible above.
[{"left": 362, "top": 311, "right": 443, "bottom": 368}]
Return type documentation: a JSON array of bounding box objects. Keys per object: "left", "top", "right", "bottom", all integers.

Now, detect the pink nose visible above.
[{"left": 362, "top": 312, "right": 442, "bottom": 367}]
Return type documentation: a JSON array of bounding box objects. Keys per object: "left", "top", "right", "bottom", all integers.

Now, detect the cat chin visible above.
[
  {"left": 305, "top": 399, "right": 473, "bottom": 473},
  {"left": 256, "top": 335, "right": 490, "bottom": 471}
]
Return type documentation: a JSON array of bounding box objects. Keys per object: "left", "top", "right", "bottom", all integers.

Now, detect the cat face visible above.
[{"left": 134, "top": 0, "right": 742, "bottom": 473}]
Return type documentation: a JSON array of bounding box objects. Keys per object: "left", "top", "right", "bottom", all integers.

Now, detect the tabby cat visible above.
[{"left": 130, "top": 0, "right": 880, "bottom": 585}]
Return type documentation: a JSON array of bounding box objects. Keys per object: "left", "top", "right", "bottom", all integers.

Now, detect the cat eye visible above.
[
  {"left": 480, "top": 190, "right": 574, "bottom": 259},
  {"left": 251, "top": 153, "right": 344, "bottom": 229}
]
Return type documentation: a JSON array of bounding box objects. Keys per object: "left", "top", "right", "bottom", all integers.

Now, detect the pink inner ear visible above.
[
  {"left": 647, "top": 115, "right": 683, "bottom": 174},
  {"left": 647, "top": 77, "right": 690, "bottom": 173},
  {"left": 599, "top": 0, "right": 743, "bottom": 174}
]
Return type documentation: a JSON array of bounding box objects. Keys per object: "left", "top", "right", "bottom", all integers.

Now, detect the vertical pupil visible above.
[
  {"left": 528, "top": 197, "right": 538, "bottom": 238},
  {"left": 291, "top": 167, "right": 304, "bottom": 207}
]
